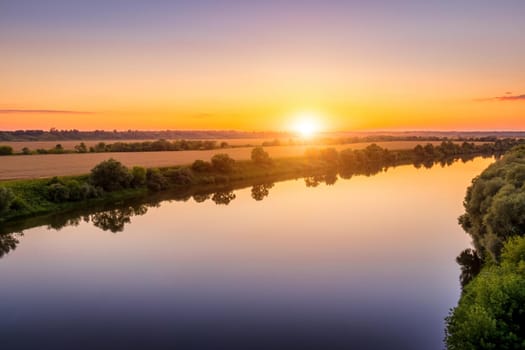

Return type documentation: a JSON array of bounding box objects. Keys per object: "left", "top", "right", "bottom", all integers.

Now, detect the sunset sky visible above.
[{"left": 1, "top": 0, "right": 524, "bottom": 131}]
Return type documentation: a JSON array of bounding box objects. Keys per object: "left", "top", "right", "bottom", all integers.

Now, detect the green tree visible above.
[
  {"left": 459, "top": 145, "right": 525, "bottom": 259},
  {"left": 0, "top": 187, "right": 15, "bottom": 213},
  {"left": 74, "top": 142, "right": 88, "bottom": 153},
  {"left": 191, "top": 159, "right": 213, "bottom": 172},
  {"left": 90, "top": 159, "right": 132, "bottom": 191},
  {"left": 131, "top": 166, "right": 147, "bottom": 187},
  {"left": 211, "top": 153, "right": 235, "bottom": 173},
  {"left": 146, "top": 168, "right": 168, "bottom": 191},
  {"left": 0, "top": 145, "right": 13, "bottom": 155},
  {"left": 251, "top": 147, "right": 272, "bottom": 165},
  {"left": 445, "top": 237, "right": 525, "bottom": 350}
]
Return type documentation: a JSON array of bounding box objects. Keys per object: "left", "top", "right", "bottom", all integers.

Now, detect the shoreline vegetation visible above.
[
  {"left": 446, "top": 145, "right": 525, "bottom": 349},
  {"left": 0, "top": 140, "right": 518, "bottom": 260},
  {"left": 0, "top": 135, "right": 522, "bottom": 156},
  {"left": 0, "top": 139, "right": 522, "bottom": 228}
]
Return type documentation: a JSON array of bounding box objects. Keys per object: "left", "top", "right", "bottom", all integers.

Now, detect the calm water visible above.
[{"left": 0, "top": 157, "right": 494, "bottom": 349}]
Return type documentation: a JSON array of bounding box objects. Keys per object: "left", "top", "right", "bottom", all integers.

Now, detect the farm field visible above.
[
  {"left": 2, "top": 138, "right": 273, "bottom": 152},
  {"left": 0, "top": 141, "right": 460, "bottom": 180}
]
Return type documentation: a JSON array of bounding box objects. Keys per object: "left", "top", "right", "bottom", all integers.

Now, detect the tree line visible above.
[{"left": 445, "top": 145, "right": 525, "bottom": 349}]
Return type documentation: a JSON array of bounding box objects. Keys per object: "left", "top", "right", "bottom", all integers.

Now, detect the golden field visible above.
[{"left": 0, "top": 141, "right": 456, "bottom": 180}]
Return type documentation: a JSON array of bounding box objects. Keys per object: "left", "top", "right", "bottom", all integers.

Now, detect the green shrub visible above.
[
  {"left": 146, "top": 168, "right": 168, "bottom": 191},
  {"left": 251, "top": 147, "right": 272, "bottom": 165},
  {"left": 65, "top": 180, "right": 84, "bottom": 201},
  {"left": 0, "top": 187, "right": 15, "bottom": 213},
  {"left": 90, "top": 158, "right": 132, "bottom": 191},
  {"left": 445, "top": 237, "right": 525, "bottom": 349},
  {"left": 191, "top": 159, "right": 213, "bottom": 172},
  {"left": 0, "top": 145, "right": 13, "bottom": 155},
  {"left": 165, "top": 168, "right": 194, "bottom": 186},
  {"left": 131, "top": 166, "right": 147, "bottom": 187},
  {"left": 46, "top": 183, "right": 70, "bottom": 202},
  {"left": 211, "top": 153, "right": 235, "bottom": 173}
]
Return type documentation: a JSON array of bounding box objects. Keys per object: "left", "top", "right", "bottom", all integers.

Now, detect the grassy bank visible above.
[{"left": 0, "top": 140, "right": 522, "bottom": 225}]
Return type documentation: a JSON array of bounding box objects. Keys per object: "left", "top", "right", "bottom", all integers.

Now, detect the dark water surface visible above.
[{"left": 0, "top": 158, "right": 494, "bottom": 349}]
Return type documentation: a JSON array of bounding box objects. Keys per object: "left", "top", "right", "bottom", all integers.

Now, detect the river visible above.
[{"left": 0, "top": 157, "right": 494, "bottom": 349}]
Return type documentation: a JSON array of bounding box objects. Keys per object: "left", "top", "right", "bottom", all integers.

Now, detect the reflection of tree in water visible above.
[
  {"left": 304, "top": 173, "right": 338, "bottom": 188},
  {"left": 91, "top": 205, "right": 148, "bottom": 233},
  {"left": 212, "top": 191, "right": 236, "bottom": 205},
  {"left": 193, "top": 193, "right": 211, "bottom": 203},
  {"left": 324, "top": 173, "right": 338, "bottom": 185},
  {"left": 251, "top": 183, "right": 274, "bottom": 201},
  {"left": 456, "top": 248, "right": 483, "bottom": 288},
  {"left": 0, "top": 232, "right": 22, "bottom": 259},
  {"left": 47, "top": 216, "right": 85, "bottom": 231}
]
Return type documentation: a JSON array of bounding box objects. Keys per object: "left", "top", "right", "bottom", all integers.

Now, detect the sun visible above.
[{"left": 291, "top": 112, "right": 322, "bottom": 138}]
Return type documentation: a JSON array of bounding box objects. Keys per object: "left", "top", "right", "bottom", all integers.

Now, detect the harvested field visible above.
[
  {"left": 0, "top": 141, "right": 464, "bottom": 180},
  {"left": 1, "top": 138, "right": 271, "bottom": 152}
]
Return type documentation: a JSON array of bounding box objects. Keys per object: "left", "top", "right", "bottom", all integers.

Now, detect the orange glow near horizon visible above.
[{"left": 1, "top": 2, "right": 524, "bottom": 132}]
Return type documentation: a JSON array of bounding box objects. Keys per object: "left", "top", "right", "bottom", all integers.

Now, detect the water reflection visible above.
[
  {"left": 212, "top": 190, "right": 237, "bottom": 205},
  {"left": 0, "top": 154, "right": 499, "bottom": 350},
  {"left": 0, "top": 232, "right": 22, "bottom": 258},
  {"left": 250, "top": 183, "right": 274, "bottom": 201},
  {"left": 0, "top": 153, "right": 494, "bottom": 260}
]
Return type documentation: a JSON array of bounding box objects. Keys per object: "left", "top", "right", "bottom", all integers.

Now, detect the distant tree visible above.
[
  {"left": 21, "top": 147, "right": 31, "bottom": 155},
  {"left": 90, "top": 159, "right": 132, "bottom": 191},
  {"left": 211, "top": 154, "right": 235, "bottom": 173},
  {"left": 0, "top": 145, "right": 13, "bottom": 155},
  {"left": 52, "top": 144, "right": 65, "bottom": 154},
  {"left": 251, "top": 147, "right": 272, "bottom": 165},
  {"left": 74, "top": 142, "right": 88, "bottom": 153}
]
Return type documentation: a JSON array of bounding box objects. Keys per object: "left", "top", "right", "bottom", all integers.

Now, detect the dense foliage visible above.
[
  {"left": 251, "top": 146, "right": 272, "bottom": 165},
  {"left": 0, "top": 142, "right": 522, "bottom": 225},
  {"left": 211, "top": 154, "right": 236, "bottom": 173},
  {"left": 0, "top": 145, "right": 13, "bottom": 155},
  {"left": 90, "top": 159, "right": 133, "bottom": 191},
  {"left": 446, "top": 237, "right": 525, "bottom": 350},
  {"left": 459, "top": 145, "right": 525, "bottom": 259}
]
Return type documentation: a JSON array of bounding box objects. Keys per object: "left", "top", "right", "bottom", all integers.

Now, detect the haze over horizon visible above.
[{"left": 1, "top": 0, "right": 524, "bottom": 131}]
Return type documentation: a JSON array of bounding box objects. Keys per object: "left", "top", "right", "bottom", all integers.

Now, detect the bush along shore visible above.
[
  {"left": 445, "top": 144, "right": 525, "bottom": 349},
  {"left": 0, "top": 140, "right": 523, "bottom": 225}
]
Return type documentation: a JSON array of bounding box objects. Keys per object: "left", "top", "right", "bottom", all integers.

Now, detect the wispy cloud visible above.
[
  {"left": 0, "top": 109, "right": 93, "bottom": 114},
  {"left": 476, "top": 93, "right": 525, "bottom": 102}
]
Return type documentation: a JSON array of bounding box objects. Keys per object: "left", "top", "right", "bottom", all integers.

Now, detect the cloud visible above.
[
  {"left": 495, "top": 94, "right": 525, "bottom": 101},
  {"left": 0, "top": 109, "right": 93, "bottom": 114},
  {"left": 476, "top": 94, "right": 525, "bottom": 102}
]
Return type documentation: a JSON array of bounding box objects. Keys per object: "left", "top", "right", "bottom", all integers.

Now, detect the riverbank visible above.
[
  {"left": 445, "top": 144, "right": 525, "bottom": 349},
  {"left": 0, "top": 141, "right": 477, "bottom": 180},
  {"left": 0, "top": 140, "right": 522, "bottom": 225}
]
